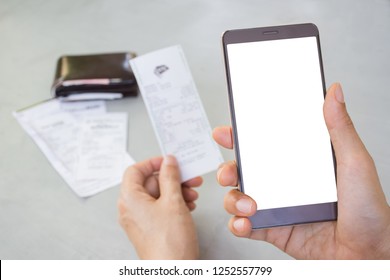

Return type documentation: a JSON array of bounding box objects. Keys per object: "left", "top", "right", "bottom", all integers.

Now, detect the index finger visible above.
[{"left": 212, "top": 126, "right": 233, "bottom": 149}]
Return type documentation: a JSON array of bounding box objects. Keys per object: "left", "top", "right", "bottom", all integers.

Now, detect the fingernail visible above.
[
  {"left": 236, "top": 198, "right": 253, "bottom": 214},
  {"left": 233, "top": 218, "right": 245, "bottom": 231},
  {"left": 216, "top": 167, "right": 223, "bottom": 182},
  {"left": 163, "top": 155, "right": 178, "bottom": 166},
  {"left": 334, "top": 83, "right": 345, "bottom": 103}
]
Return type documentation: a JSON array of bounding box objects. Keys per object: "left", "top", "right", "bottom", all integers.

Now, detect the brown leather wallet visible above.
[{"left": 51, "top": 52, "right": 138, "bottom": 101}]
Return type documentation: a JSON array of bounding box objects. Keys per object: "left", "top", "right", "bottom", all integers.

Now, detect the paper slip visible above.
[
  {"left": 77, "top": 113, "right": 128, "bottom": 181},
  {"left": 13, "top": 99, "right": 135, "bottom": 197},
  {"left": 130, "top": 45, "right": 223, "bottom": 181},
  {"left": 31, "top": 112, "right": 82, "bottom": 175}
]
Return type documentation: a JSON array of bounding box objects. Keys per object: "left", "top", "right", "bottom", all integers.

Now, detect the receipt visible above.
[
  {"left": 77, "top": 113, "right": 128, "bottom": 181},
  {"left": 31, "top": 112, "right": 81, "bottom": 175},
  {"left": 14, "top": 99, "right": 134, "bottom": 197},
  {"left": 130, "top": 45, "right": 223, "bottom": 181}
]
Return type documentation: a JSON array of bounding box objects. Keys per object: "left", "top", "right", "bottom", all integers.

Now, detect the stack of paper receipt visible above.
[{"left": 13, "top": 99, "right": 134, "bottom": 197}]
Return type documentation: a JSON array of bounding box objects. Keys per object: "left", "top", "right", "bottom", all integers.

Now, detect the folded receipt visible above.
[{"left": 130, "top": 45, "right": 223, "bottom": 181}]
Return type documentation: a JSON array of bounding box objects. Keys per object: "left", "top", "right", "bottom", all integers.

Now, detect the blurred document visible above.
[
  {"left": 77, "top": 113, "right": 128, "bottom": 181},
  {"left": 130, "top": 45, "right": 223, "bottom": 181},
  {"left": 31, "top": 112, "right": 81, "bottom": 175},
  {"left": 13, "top": 99, "right": 134, "bottom": 197}
]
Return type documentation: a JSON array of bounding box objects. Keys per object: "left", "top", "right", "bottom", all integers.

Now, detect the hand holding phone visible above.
[
  {"left": 222, "top": 23, "right": 338, "bottom": 229},
  {"left": 216, "top": 23, "right": 390, "bottom": 259},
  {"left": 214, "top": 82, "right": 390, "bottom": 259}
]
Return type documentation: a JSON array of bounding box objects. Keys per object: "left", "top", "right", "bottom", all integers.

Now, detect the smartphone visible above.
[{"left": 222, "top": 23, "right": 337, "bottom": 229}]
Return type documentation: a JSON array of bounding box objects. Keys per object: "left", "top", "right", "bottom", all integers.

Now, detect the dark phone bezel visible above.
[{"left": 222, "top": 23, "right": 337, "bottom": 229}]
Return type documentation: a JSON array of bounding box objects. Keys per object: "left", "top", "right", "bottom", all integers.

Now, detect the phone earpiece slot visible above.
[{"left": 263, "top": 30, "right": 279, "bottom": 35}]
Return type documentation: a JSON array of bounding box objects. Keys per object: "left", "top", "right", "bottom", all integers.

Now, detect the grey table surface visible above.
[{"left": 0, "top": 0, "right": 389, "bottom": 259}]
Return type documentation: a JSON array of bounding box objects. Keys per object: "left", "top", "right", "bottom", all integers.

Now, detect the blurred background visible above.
[{"left": 0, "top": 0, "right": 389, "bottom": 259}]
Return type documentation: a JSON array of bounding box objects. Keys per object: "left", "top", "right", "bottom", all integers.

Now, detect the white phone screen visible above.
[{"left": 227, "top": 36, "right": 337, "bottom": 210}]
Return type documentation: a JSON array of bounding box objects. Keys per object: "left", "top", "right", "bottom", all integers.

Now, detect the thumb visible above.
[
  {"left": 323, "top": 83, "right": 384, "bottom": 202},
  {"left": 323, "top": 83, "right": 388, "bottom": 225},
  {"left": 159, "top": 155, "right": 183, "bottom": 197},
  {"left": 323, "top": 83, "right": 369, "bottom": 165}
]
